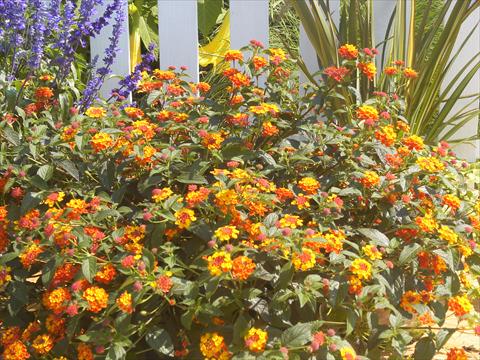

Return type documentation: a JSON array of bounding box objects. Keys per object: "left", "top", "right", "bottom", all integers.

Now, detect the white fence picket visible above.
[
  {"left": 442, "top": 2, "right": 479, "bottom": 161},
  {"left": 87, "top": 0, "right": 478, "bottom": 161},
  {"left": 230, "top": 0, "right": 269, "bottom": 50},
  {"left": 157, "top": 0, "right": 199, "bottom": 82},
  {"left": 90, "top": 0, "right": 130, "bottom": 99}
]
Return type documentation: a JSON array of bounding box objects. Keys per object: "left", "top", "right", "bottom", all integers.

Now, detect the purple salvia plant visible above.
[
  {"left": 79, "top": 0, "right": 124, "bottom": 110},
  {"left": 28, "top": 0, "right": 47, "bottom": 69},
  {"left": 114, "top": 43, "right": 157, "bottom": 98},
  {"left": 1, "top": 0, "right": 28, "bottom": 78}
]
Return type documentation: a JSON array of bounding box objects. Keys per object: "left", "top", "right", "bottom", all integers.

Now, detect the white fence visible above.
[
  {"left": 91, "top": 0, "right": 479, "bottom": 161},
  {"left": 91, "top": 0, "right": 406, "bottom": 90}
]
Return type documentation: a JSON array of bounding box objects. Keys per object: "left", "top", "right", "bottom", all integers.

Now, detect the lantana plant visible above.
[{"left": 0, "top": 42, "right": 478, "bottom": 360}]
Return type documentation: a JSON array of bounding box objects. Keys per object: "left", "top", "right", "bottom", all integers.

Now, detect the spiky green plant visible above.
[{"left": 289, "top": 0, "right": 479, "bottom": 144}]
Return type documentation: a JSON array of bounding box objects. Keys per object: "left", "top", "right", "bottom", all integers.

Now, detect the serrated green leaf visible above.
[
  {"left": 82, "top": 257, "right": 97, "bottom": 283},
  {"left": 281, "top": 323, "right": 312, "bottom": 346},
  {"left": 145, "top": 327, "right": 174, "bottom": 356}
]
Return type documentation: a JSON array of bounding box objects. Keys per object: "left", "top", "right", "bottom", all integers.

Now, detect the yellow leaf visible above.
[{"left": 199, "top": 12, "right": 231, "bottom": 70}]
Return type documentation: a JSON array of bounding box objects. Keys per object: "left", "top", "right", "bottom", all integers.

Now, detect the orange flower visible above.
[
  {"left": 32, "top": 334, "right": 54, "bottom": 355},
  {"left": 90, "top": 132, "right": 113, "bottom": 152},
  {"left": 244, "top": 327, "right": 268, "bottom": 353},
  {"left": 340, "top": 347, "right": 356, "bottom": 360},
  {"left": 298, "top": 177, "right": 320, "bottom": 194},
  {"left": 275, "top": 187, "right": 294, "bottom": 202},
  {"left": 201, "top": 132, "right": 225, "bottom": 150},
  {"left": 375, "top": 125, "right": 397, "bottom": 147},
  {"left": 253, "top": 55, "right": 268, "bottom": 70},
  {"left": 338, "top": 44, "right": 358, "bottom": 59},
  {"left": 224, "top": 50, "right": 243, "bottom": 61},
  {"left": 156, "top": 274, "right": 173, "bottom": 293},
  {"left": 196, "top": 81, "right": 211, "bottom": 93},
  {"left": 215, "top": 225, "right": 239, "bottom": 242},
  {"left": 77, "top": 343, "right": 94, "bottom": 360},
  {"left": 249, "top": 103, "right": 279, "bottom": 116},
  {"left": 442, "top": 194, "right": 461, "bottom": 212},
  {"left": 43, "top": 287, "right": 71, "bottom": 314},
  {"left": 446, "top": 348, "right": 468, "bottom": 360},
  {"left": 350, "top": 258, "right": 372, "bottom": 280},
  {"left": 348, "top": 275, "right": 362, "bottom": 295},
  {"left": 362, "top": 244, "right": 382, "bottom": 260},
  {"left": 269, "top": 48, "right": 287, "bottom": 64},
  {"left": 357, "top": 62, "right": 376, "bottom": 80},
  {"left": 153, "top": 69, "right": 176, "bottom": 80},
  {"left": 400, "top": 290, "right": 421, "bottom": 313},
  {"left": 82, "top": 286, "right": 109, "bottom": 313},
  {"left": 45, "top": 315, "right": 65, "bottom": 336},
  {"left": 232, "top": 256, "right": 256, "bottom": 280},
  {"left": 292, "top": 248, "right": 316, "bottom": 271},
  {"left": 228, "top": 72, "right": 251, "bottom": 87},
  {"left": 85, "top": 106, "right": 106, "bottom": 118},
  {"left": 279, "top": 214, "right": 303, "bottom": 229},
  {"left": 174, "top": 208, "right": 196, "bottom": 229},
  {"left": 356, "top": 105, "right": 379, "bottom": 122},
  {"left": 207, "top": 251, "right": 233, "bottom": 276},
  {"left": 261, "top": 121, "right": 279, "bottom": 137},
  {"left": 1, "top": 326, "right": 20, "bottom": 346},
  {"left": 403, "top": 67, "right": 418, "bottom": 78},
  {"left": 324, "top": 66, "right": 349, "bottom": 82},
  {"left": 19, "top": 243, "right": 43, "bottom": 268},
  {"left": 402, "top": 135, "right": 424, "bottom": 150},
  {"left": 124, "top": 106, "right": 144, "bottom": 119},
  {"left": 116, "top": 291, "right": 133, "bottom": 313},
  {"left": 448, "top": 295, "right": 473, "bottom": 317},
  {"left": 359, "top": 171, "right": 380, "bottom": 188},
  {"left": 94, "top": 263, "right": 117, "bottom": 284},
  {"left": 416, "top": 156, "right": 445, "bottom": 172},
  {"left": 152, "top": 187, "right": 173, "bottom": 202},
  {"left": 34, "top": 87, "right": 54, "bottom": 102},
  {"left": 2, "top": 340, "right": 30, "bottom": 360},
  {"left": 415, "top": 212, "right": 438, "bottom": 233},
  {"left": 200, "top": 332, "right": 230, "bottom": 358},
  {"left": 384, "top": 66, "right": 398, "bottom": 75}
]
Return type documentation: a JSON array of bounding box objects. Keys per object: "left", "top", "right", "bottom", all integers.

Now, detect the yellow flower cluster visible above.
[
  {"left": 215, "top": 225, "right": 239, "bottom": 242},
  {"left": 82, "top": 286, "right": 109, "bottom": 313},
  {"left": 350, "top": 258, "right": 372, "bottom": 280},
  {"left": 244, "top": 327, "right": 268, "bottom": 353},
  {"left": 416, "top": 156, "right": 445, "bottom": 172},
  {"left": 292, "top": 248, "right": 316, "bottom": 271},
  {"left": 207, "top": 251, "right": 233, "bottom": 276}
]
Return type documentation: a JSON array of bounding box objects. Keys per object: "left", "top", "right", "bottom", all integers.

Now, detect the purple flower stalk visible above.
[{"left": 79, "top": 0, "right": 124, "bottom": 110}]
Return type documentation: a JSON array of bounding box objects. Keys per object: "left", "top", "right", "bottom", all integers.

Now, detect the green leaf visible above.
[
  {"left": 233, "top": 313, "right": 250, "bottom": 343},
  {"left": 281, "top": 323, "right": 312, "bottom": 346},
  {"left": 0, "top": 252, "right": 18, "bottom": 265},
  {"left": 176, "top": 172, "right": 208, "bottom": 184},
  {"left": 357, "top": 228, "right": 390, "bottom": 247},
  {"left": 2, "top": 127, "right": 20, "bottom": 146},
  {"left": 106, "top": 343, "right": 126, "bottom": 360},
  {"left": 413, "top": 337, "right": 435, "bottom": 360},
  {"left": 346, "top": 308, "right": 358, "bottom": 336},
  {"left": 58, "top": 159, "right": 80, "bottom": 180},
  {"left": 42, "top": 258, "right": 57, "bottom": 285},
  {"left": 275, "top": 262, "right": 294, "bottom": 290},
  {"left": 37, "top": 164, "right": 54, "bottom": 181},
  {"left": 435, "top": 329, "right": 455, "bottom": 350},
  {"left": 146, "top": 327, "right": 174, "bottom": 356},
  {"left": 398, "top": 243, "right": 422, "bottom": 265},
  {"left": 82, "top": 257, "right": 97, "bottom": 283},
  {"left": 198, "top": 0, "right": 223, "bottom": 37},
  {"left": 20, "top": 192, "right": 42, "bottom": 214}
]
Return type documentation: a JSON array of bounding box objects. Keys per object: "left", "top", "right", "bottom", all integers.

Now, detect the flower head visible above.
[{"left": 244, "top": 327, "right": 268, "bottom": 353}]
